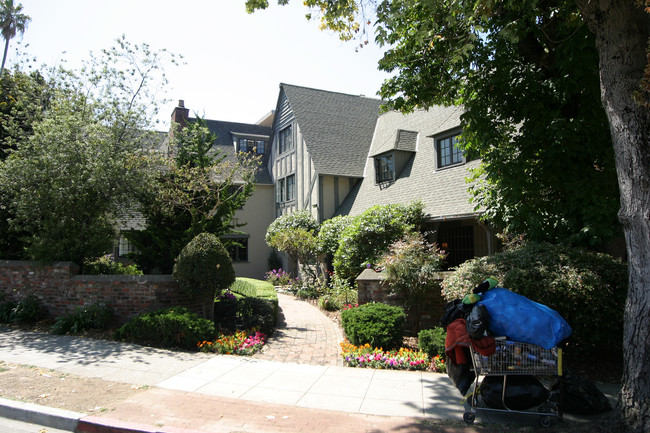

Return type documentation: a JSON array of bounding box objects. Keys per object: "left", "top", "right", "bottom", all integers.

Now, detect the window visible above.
[
  {"left": 226, "top": 238, "right": 249, "bottom": 262},
  {"left": 276, "top": 174, "right": 296, "bottom": 203},
  {"left": 437, "top": 134, "right": 463, "bottom": 168},
  {"left": 374, "top": 154, "right": 395, "bottom": 183},
  {"left": 239, "top": 138, "right": 265, "bottom": 153},
  {"left": 286, "top": 174, "right": 295, "bottom": 201},
  {"left": 278, "top": 125, "right": 293, "bottom": 154}
]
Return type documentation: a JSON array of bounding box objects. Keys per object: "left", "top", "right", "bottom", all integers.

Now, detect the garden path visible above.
[{"left": 252, "top": 293, "right": 345, "bottom": 366}]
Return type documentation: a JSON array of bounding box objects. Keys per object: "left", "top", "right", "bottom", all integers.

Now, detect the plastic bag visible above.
[
  {"left": 480, "top": 375, "right": 549, "bottom": 410},
  {"left": 478, "top": 288, "right": 572, "bottom": 349},
  {"left": 440, "top": 299, "right": 472, "bottom": 331},
  {"left": 446, "top": 350, "right": 475, "bottom": 396},
  {"left": 553, "top": 369, "right": 612, "bottom": 414},
  {"left": 466, "top": 304, "right": 490, "bottom": 340}
]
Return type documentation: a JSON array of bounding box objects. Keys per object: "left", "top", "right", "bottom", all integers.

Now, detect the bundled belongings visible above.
[
  {"left": 551, "top": 369, "right": 613, "bottom": 415},
  {"left": 477, "top": 287, "right": 572, "bottom": 349},
  {"left": 479, "top": 375, "right": 550, "bottom": 410},
  {"left": 445, "top": 318, "right": 495, "bottom": 395}
]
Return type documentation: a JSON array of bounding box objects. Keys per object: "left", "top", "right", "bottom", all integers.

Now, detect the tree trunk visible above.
[{"left": 575, "top": 1, "right": 650, "bottom": 432}]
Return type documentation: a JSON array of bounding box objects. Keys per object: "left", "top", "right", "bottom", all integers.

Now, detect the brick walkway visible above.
[{"left": 252, "top": 293, "right": 345, "bottom": 366}]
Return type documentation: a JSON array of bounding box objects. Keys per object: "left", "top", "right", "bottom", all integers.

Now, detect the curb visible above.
[
  {"left": 77, "top": 416, "right": 206, "bottom": 433},
  {"left": 0, "top": 397, "right": 83, "bottom": 431}
]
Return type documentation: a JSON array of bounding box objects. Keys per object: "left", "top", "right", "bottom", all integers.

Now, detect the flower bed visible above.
[
  {"left": 340, "top": 340, "right": 429, "bottom": 371},
  {"left": 198, "top": 329, "right": 266, "bottom": 356}
]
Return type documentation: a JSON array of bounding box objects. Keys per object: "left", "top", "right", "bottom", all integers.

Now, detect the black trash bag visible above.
[
  {"left": 466, "top": 304, "right": 490, "bottom": 339},
  {"left": 446, "top": 351, "right": 475, "bottom": 396},
  {"left": 480, "top": 375, "right": 550, "bottom": 410},
  {"left": 552, "top": 369, "right": 612, "bottom": 414},
  {"left": 440, "top": 299, "right": 472, "bottom": 331}
]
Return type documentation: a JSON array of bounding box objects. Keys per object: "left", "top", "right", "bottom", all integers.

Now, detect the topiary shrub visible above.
[
  {"left": 341, "top": 302, "right": 406, "bottom": 350},
  {"left": 114, "top": 307, "right": 215, "bottom": 350},
  {"left": 418, "top": 327, "right": 447, "bottom": 358},
  {"left": 51, "top": 303, "right": 113, "bottom": 335},
  {"left": 441, "top": 242, "right": 628, "bottom": 355},
  {"left": 333, "top": 201, "right": 425, "bottom": 281},
  {"left": 173, "top": 232, "right": 235, "bottom": 319}
]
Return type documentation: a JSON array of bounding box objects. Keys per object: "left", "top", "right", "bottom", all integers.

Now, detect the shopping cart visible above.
[{"left": 463, "top": 338, "right": 563, "bottom": 428}]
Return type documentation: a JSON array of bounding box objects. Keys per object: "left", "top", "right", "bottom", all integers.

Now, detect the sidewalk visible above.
[{"left": 0, "top": 293, "right": 619, "bottom": 433}]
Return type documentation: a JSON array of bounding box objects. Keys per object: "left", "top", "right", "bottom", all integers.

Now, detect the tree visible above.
[
  {"left": 125, "top": 116, "right": 261, "bottom": 273},
  {"left": 0, "top": 38, "right": 177, "bottom": 267},
  {"left": 0, "top": 0, "right": 29, "bottom": 76},
  {"left": 247, "top": 1, "right": 649, "bottom": 430}
]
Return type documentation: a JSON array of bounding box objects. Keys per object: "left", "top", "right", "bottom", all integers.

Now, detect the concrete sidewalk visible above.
[{"left": 0, "top": 293, "right": 620, "bottom": 433}]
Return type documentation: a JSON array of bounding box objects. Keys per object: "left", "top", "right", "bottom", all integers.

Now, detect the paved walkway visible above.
[
  {"left": 0, "top": 293, "right": 620, "bottom": 433},
  {"left": 253, "top": 293, "right": 344, "bottom": 366}
]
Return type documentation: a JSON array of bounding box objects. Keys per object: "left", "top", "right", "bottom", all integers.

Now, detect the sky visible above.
[{"left": 6, "top": 0, "right": 390, "bottom": 127}]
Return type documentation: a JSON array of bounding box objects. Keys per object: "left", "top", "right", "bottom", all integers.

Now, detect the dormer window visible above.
[
  {"left": 238, "top": 138, "right": 265, "bottom": 154},
  {"left": 374, "top": 153, "right": 395, "bottom": 183},
  {"left": 436, "top": 132, "right": 464, "bottom": 168}
]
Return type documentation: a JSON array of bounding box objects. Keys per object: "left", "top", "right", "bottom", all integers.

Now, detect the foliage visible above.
[
  {"left": 333, "top": 201, "right": 425, "bottom": 281},
  {"left": 50, "top": 303, "right": 113, "bottom": 335},
  {"left": 0, "top": 0, "right": 31, "bottom": 74},
  {"left": 441, "top": 242, "right": 628, "bottom": 355},
  {"left": 173, "top": 232, "right": 235, "bottom": 301},
  {"left": 379, "top": 232, "right": 446, "bottom": 331},
  {"left": 265, "top": 210, "right": 319, "bottom": 243},
  {"left": 340, "top": 302, "right": 405, "bottom": 350},
  {"left": 417, "top": 327, "right": 446, "bottom": 359},
  {"left": 82, "top": 255, "right": 142, "bottom": 275},
  {"left": 229, "top": 278, "right": 257, "bottom": 297},
  {"left": 431, "top": 355, "right": 446, "bottom": 373},
  {"left": 0, "top": 37, "right": 175, "bottom": 265},
  {"left": 126, "top": 116, "right": 260, "bottom": 274},
  {"left": 214, "top": 277, "right": 278, "bottom": 336},
  {"left": 7, "top": 293, "right": 41, "bottom": 323},
  {"left": 264, "top": 268, "right": 294, "bottom": 286},
  {"left": 198, "top": 329, "right": 266, "bottom": 356},
  {"left": 340, "top": 340, "right": 429, "bottom": 370},
  {"left": 114, "top": 306, "right": 215, "bottom": 350},
  {"left": 318, "top": 215, "right": 354, "bottom": 256}
]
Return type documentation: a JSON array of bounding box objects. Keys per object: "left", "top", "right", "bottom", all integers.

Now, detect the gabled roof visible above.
[
  {"left": 280, "top": 84, "right": 384, "bottom": 177},
  {"left": 337, "top": 105, "right": 481, "bottom": 220}
]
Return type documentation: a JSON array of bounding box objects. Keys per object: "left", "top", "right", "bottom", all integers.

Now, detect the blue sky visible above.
[{"left": 7, "top": 0, "right": 389, "bottom": 127}]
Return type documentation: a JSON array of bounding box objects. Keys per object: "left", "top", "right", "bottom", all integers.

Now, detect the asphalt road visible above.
[{"left": 0, "top": 415, "right": 72, "bottom": 433}]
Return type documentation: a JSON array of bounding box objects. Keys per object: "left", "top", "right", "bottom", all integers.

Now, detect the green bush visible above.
[
  {"left": 333, "top": 201, "right": 425, "bottom": 281},
  {"left": 229, "top": 278, "right": 257, "bottom": 297},
  {"left": 82, "top": 255, "right": 143, "bottom": 275},
  {"left": 9, "top": 294, "right": 42, "bottom": 323},
  {"left": 441, "top": 242, "right": 628, "bottom": 355},
  {"left": 265, "top": 210, "right": 319, "bottom": 244},
  {"left": 341, "top": 303, "right": 406, "bottom": 350},
  {"left": 0, "top": 297, "right": 16, "bottom": 323},
  {"left": 418, "top": 327, "right": 447, "bottom": 358},
  {"left": 318, "top": 294, "right": 341, "bottom": 311},
  {"left": 173, "top": 233, "right": 235, "bottom": 300},
  {"left": 214, "top": 278, "right": 279, "bottom": 336},
  {"left": 51, "top": 303, "right": 113, "bottom": 335},
  {"left": 114, "top": 307, "right": 215, "bottom": 350},
  {"left": 318, "top": 215, "right": 354, "bottom": 256}
]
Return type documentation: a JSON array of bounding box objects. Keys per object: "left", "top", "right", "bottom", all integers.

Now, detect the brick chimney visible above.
[{"left": 170, "top": 99, "right": 189, "bottom": 129}]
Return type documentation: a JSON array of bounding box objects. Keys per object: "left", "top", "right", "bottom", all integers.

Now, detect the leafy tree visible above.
[
  {"left": 378, "top": 232, "right": 446, "bottom": 332},
  {"left": 333, "top": 201, "right": 425, "bottom": 281},
  {"left": 265, "top": 210, "right": 321, "bottom": 283},
  {"left": 125, "top": 115, "right": 260, "bottom": 273},
  {"left": 0, "top": 38, "right": 176, "bottom": 266},
  {"left": 0, "top": 0, "right": 29, "bottom": 75},
  {"left": 248, "top": 2, "right": 650, "bottom": 430}
]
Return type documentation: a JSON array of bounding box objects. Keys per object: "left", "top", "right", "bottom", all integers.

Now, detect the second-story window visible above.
[
  {"left": 276, "top": 174, "right": 296, "bottom": 203},
  {"left": 286, "top": 174, "right": 295, "bottom": 201},
  {"left": 239, "top": 138, "right": 265, "bottom": 154},
  {"left": 374, "top": 154, "right": 395, "bottom": 183},
  {"left": 437, "top": 133, "right": 463, "bottom": 168},
  {"left": 278, "top": 125, "right": 293, "bottom": 154}
]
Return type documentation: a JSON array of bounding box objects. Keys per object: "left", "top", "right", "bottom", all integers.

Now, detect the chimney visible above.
[{"left": 171, "top": 99, "right": 189, "bottom": 129}]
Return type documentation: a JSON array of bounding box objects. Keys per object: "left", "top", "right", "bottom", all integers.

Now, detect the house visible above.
[{"left": 150, "top": 84, "right": 495, "bottom": 278}]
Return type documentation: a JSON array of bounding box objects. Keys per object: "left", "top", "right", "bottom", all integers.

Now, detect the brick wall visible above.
[
  {"left": 356, "top": 268, "right": 453, "bottom": 333},
  {"left": 0, "top": 260, "right": 211, "bottom": 325}
]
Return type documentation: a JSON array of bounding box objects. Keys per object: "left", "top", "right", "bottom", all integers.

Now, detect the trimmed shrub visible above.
[
  {"left": 173, "top": 233, "right": 235, "bottom": 300},
  {"left": 333, "top": 201, "right": 425, "bottom": 281},
  {"left": 341, "top": 302, "right": 406, "bottom": 350},
  {"left": 229, "top": 278, "right": 258, "bottom": 297},
  {"left": 441, "top": 242, "right": 628, "bottom": 355},
  {"left": 265, "top": 210, "right": 319, "bottom": 244},
  {"left": 318, "top": 215, "right": 354, "bottom": 256},
  {"left": 51, "top": 303, "right": 113, "bottom": 335},
  {"left": 114, "top": 307, "right": 215, "bottom": 350},
  {"left": 418, "top": 327, "right": 447, "bottom": 358}
]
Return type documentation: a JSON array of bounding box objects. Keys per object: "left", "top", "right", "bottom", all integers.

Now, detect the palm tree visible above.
[{"left": 0, "top": 0, "right": 30, "bottom": 75}]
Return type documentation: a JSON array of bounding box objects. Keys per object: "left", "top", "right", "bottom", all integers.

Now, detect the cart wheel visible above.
[
  {"left": 463, "top": 412, "right": 475, "bottom": 424},
  {"left": 539, "top": 415, "right": 553, "bottom": 428}
]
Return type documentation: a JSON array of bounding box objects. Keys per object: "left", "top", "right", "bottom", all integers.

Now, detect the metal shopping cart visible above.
[{"left": 463, "top": 338, "right": 563, "bottom": 428}]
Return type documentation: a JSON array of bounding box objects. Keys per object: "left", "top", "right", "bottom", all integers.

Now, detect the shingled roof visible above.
[
  {"left": 280, "top": 84, "right": 384, "bottom": 177},
  {"left": 337, "top": 106, "right": 481, "bottom": 220}
]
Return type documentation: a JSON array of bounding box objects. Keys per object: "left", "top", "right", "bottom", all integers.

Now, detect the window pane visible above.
[
  {"left": 438, "top": 134, "right": 462, "bottom": 168},
  {"left": 377, "top": 155, "right": 394, "bottom": 182},
  {"left": 286, "top": 174, "right": 295, "bottom": 201},
  {"left": 256, "top": 140, "right": 265, "bottom": 153}
]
